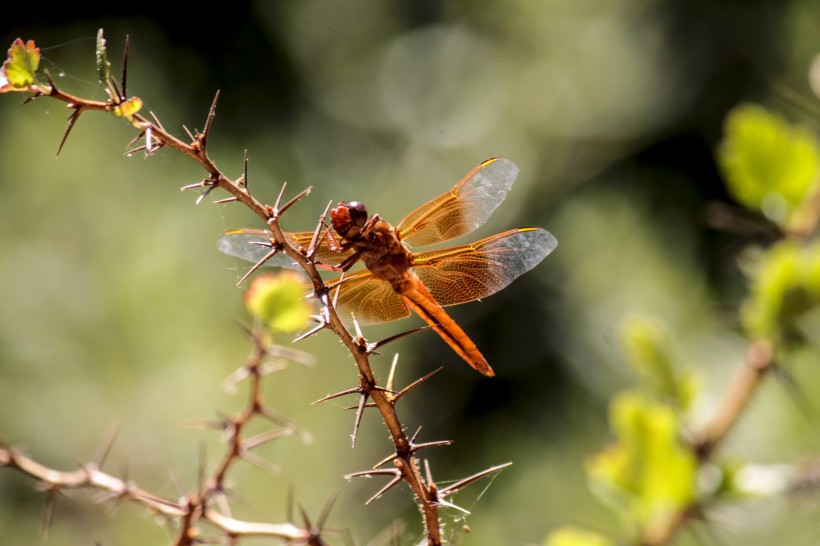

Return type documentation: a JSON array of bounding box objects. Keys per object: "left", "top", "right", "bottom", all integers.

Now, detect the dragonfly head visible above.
[{"left": 331, "top": 201, "right": 368, "bottom": 240}]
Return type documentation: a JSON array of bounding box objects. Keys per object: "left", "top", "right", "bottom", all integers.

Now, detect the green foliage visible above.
[
  {"left": 112, "top": 96, "right": 143, "bottom": 119},
  {"left": 717, "top": 103, "right": 820, "bottom": 226},
  {"left": 619, "top": 315, "right": 696, "bottom": 410},
  {"left": 544, "top": 526, "right": 616, "bottom": 546},
  {"left": 742, "top": 239, "right": 820, "bottom": 345},
  {"left": 586, "top": 391, "right": 697, "bottom": 537},
  {"left": 244, "top": 272, "right": 312, "bottom": 333},
  {"left": 0, "top": 38, "right": 40, "bottom": 92}
]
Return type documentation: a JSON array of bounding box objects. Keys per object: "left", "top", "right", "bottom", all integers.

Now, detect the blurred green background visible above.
[{"left": 1, "top": 1, "right": 820, "bottom": 545}]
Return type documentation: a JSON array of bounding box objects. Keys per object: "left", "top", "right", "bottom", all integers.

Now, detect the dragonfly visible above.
[{"left": 218, "top": 158, "right": 558, "bottom": 377}]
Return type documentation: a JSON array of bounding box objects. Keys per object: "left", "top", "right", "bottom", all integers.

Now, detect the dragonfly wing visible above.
[
  {"left": 218, "top": 229, "right": 302, "bottom": 269},
  {"left": 217, "top": 228, "right": 355, "bottom": 269},
  {"left": 397, "top": 158, "right": 520, "bottom": 247},
  {"left": 328, "top": 270, "right": 410, "bottom": 326},
  {"left": 412, "top": 227, "right": 557, "bottom": 306}
]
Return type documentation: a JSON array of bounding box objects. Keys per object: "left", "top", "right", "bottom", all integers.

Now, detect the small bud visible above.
[{"left": 245, "top": 272, "right": 311, "bottom": 333}]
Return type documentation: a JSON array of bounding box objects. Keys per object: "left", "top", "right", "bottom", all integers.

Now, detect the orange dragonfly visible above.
[{"left": 218, "top": 158, "right": 557, "bottom": 377}]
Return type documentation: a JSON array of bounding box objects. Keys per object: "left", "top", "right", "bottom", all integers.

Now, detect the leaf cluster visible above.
[{"left": 545, "top": 101, "right": 820, "bottom": 546}]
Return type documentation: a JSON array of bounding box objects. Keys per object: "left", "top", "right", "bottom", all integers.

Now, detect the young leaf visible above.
[
  {"left": 245, "top": 272, "right": 312, "bottom": 333},
  {"left": 717, "top": 104, "right": 820, "bottom": 226},
  {"left": 620, "top": 315, "right": 696, "bottom": 410},
  {"left": 586, "top": 391, "right": 697, "bottom": 536},
  {"left": 1, "top": 38, "right": 40, "bottom": 92},
  {"left": 742, "top": 239, "right": 820, "bottom": 345},
  {"left": 112, "top": 96, "right": 143, "bottom": 119}
]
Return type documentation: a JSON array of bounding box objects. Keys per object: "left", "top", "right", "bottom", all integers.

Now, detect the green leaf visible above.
[
  {"left": 717, "top": 103, "right": 820, "bottom": 225},
  {"left": 545, "top": 527, "right": 615, "bottom": 546},
  {"left": 586, "top": 391, "right": 697, "bottom": 536},
  {"left": 245, "top": 272, "right": 312, "bottom": 333},
  {"left": 742, "top": 240, "right": 820, "bottom": 345},
  {"left": 1, "top": 38, "right": 40, "bottom": 92},
  {"left": 112, "top": 96, "right": 142, "bottom": 119},
  {"left": 96, "top": 29, "right": 111, "bottom": 85},
  {"left": 619, "top": 315, "right": 697, "bottom": 411}
]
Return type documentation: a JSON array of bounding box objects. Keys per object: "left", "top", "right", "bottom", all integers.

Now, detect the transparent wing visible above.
[
  {"left": 397, "top": 158, "right": 520, "bottom": 247},
  {"left": 327, "top": 270, "right": 410, "bottom": 326},
  {"left": 412, "top": 228, "right": 557, "bottom": 306},
  {"left": 217, "top": 228, "right": 355, "bottom": 269}
]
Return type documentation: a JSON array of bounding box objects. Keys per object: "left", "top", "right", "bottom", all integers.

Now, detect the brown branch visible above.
[
  {"left": 0, "top": 334, "right": 314, "bottom": 545},
  {"left": 639, "top": 338, "right": 776, "bottom": 546}
]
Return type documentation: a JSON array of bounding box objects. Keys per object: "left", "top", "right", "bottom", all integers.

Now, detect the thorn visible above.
[
  {"left": 266, "top": 344, "right": 317, "bottom": 366},
  {"left": 370, "top": 326, "right": 434, "bottom": 353},
  {"left": 108, "top": 78, "right": 123, "bottom": 104},
  {"left": 345, "top": 469, "right": 403, "bottom": 505},
  {"left": 57, "top": 107, "right": 84, "bottom": 157},
  {"left": 351, "top": 393, "right": 368, "bottom": 449},
  {"left": 180, "top": 180, "right": 207, "bottom": 192},
  {"left": 213, "top": 196, "right": 239, "bottom": 204},
  {"left": 222, "top": 366, "right": 250, "bottom": 393},
  {"left": 341, "top": 386, "right": 397, "bottom": 409},
  {"left": 307, "top": 201, "right": 334, "bottom": 260},
  {"left": 242, "top": 429, "right": 293, "bottom": 451},
  {"left": 372, "top": 452, "right": 398, "bottom": 470},
  {"left": 234, "top": 246, "right": 280, "bottom": 287},
  {"left": 312, "top": 387, "right": 363, "bottom": 405},
  {"left": 331, "top": 279, "right": 342, "bottom": 310},
  {"left": 241, "top": 451, "right": 280, "bottom": 476},
  {"left": 201, "top": 90, "right": 220, "bottom": 150},
  {"left": 390, "top": 367, "right": 443, "bottom": 404},
  {"left": 258, "top": 359, "right": 289, "bottom": 377},
  {"left": 317, "top": 491, "right": 338, "bottom": 529},
  {"left": 276, "top": 186, "right": 313, "bottom": 218},
  {"left": 437, "top": 497, "right": 472, "bottom": 515},
  {"left": 242, "top": 149, "right": 249, "bottom": 191},
  {"left": 121, "top": 35, "right": 130, "bottom": 99},
  {"left": 214, "top": 490, "right": 232, "bottom": 517},
  {"left": 183, "top": 124, "right": 195, "bottom": 143},
  {"left": 123, "top": 143, "right": 150, "bottom": 156},
  {"left": 149, "top": 111, "right": 166, "bottom": 132},
  {"left": 257, "top": 406, "right": 313, "bottom": 443},
  {"left": 195, "top": 181, "right": 220, "bottom": 205},
  {"left": 370, "top": 431, "right": 451, "bottom": 469},
  {"left": 436, "top": 462, "right": 513, "bottom": 500},
  {"left": 169, "top": 470, "right": 185, "bottom": 497},
  {"left": 292, "top": 319, "right": 328, "bottom": 343},
  {"left": 42, "top": 489, "right": 57, "bottom": 538},
  {"left": 409, "top": 440, "right": 453, "bottom": 453},
  {"left": 91, "top": 422, "right": 121, "bottom": 468},
  {"left": 386, "top": 354, "right": 399, "bottom": 392},
  {"left": 125, "top": 130, "right": 144, "bottom": 149},
  {"left": 144, "top": 126, "right": 154, "bottom": 155},
  {"left": 352, "top": 316, "right": 365, "bottom": 341},
  {"left": 298, "top": 503, "right": 313, "bottom": 529},
  {"left": 43, "top": 69, "right": 59, "bottom": 95}
]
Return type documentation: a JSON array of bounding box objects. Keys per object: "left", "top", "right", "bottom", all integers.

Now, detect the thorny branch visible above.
[
  {"left": 1, "top": 331, "right": 322, "bottom": 545},
  {"left": 1, "top": 34, "right": 510, "bottom": 546}
]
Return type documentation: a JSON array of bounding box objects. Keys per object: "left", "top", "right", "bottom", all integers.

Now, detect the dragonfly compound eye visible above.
[{"left": 346, "top": 201, "right": 368, "bottom": 228}]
